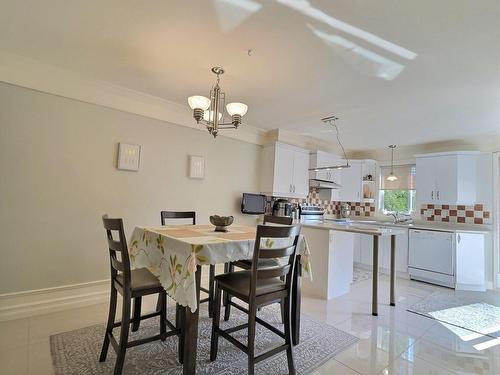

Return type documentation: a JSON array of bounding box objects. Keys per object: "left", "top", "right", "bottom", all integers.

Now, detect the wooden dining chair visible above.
[
  {"left": 100, "top": 215, "right": 181, "bottom": 375},
  {"left": 223, "top": 214, "right": 293, "bottom": 321},
  {"left": 210, "top": 224, "right": 301, "bottom": 375},
  {"left": 159, "top": 211, "right": 217, "bottom": 318}
]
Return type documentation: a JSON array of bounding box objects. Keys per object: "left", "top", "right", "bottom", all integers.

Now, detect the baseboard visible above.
[
  {"left": 456, "top": 283, "right": 487, "bottom": 292},
  {"left": 0, "top": 279, "right": 110, "bottom": 321}
]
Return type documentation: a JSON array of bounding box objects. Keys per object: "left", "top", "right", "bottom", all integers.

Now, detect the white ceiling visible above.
[{"left": 1, "top": 0, "right": 500, "bottom": 151}]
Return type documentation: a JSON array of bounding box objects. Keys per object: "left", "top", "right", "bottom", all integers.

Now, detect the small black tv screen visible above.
[{"left": 241, "top": 193, "right": 266, "bottom": 214}]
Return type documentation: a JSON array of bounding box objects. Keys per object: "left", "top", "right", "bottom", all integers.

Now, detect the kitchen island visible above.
[{"left": 299, "top": 220, "right": 406, "bottom": 316}]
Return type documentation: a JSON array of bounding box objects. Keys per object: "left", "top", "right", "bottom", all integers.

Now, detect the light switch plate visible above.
[
  {"left": 117, "top": 143, "right": 141, "bottom": 171},
  {"left": 189, "top": 155, "right": 205, "bottom": 179}
]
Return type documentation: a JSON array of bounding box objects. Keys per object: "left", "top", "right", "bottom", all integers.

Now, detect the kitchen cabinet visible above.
[
  {"left": 309, "top": 151, "right": 342, "bottom": 183},
  {"left": 339, "top": 161, "right": 363, "bottom": 202},
  {"left": 355, "top": 228, "right": 409, "bottom": 275},
  {"left": 302, "top": 227, "right": 354, "bottom": 299},
  {"left": 261, "top": 142, "right": 310, "bottom": 198},
  {"left": 455, "top": 232, "right": 485, "bottom": 291},
  {"left": 309, "top": 151, "right": 343, "bottom": 201},
  {"left": 416, "top": 151, "right": 479, "bottom": 205}
]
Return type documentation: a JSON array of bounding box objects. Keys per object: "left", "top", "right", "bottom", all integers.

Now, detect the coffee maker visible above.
[{"left": 272, "top": 199, "right": 293, "bottom": 217}]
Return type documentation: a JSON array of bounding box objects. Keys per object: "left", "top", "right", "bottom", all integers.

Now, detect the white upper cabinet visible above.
[
  {"left": 309, "top": 151, "right": 342, "bottom": 183},
  {"left": 339, "top": 161, "right": 363, "bottom": 202},
  {"left": 416, "top": 152, "right": 479, "bottom": 205},
  {"left": 261, "top": 142, "right": 310, "bottom": 198},
  {"left": 293, "top": 149, "right": 310, "bottom": 197}
]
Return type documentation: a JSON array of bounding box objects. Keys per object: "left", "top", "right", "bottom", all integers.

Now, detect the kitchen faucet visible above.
[{"left": 387, "top": 211, "right": 413, "bottom": 224}]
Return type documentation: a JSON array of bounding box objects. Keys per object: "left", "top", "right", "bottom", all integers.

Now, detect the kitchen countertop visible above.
[
  {"left": 296, "top": 219, "right": 407, "bottom": 236},
  {"left": 319, "top": 217, "right": 492, "bottom": 234}
]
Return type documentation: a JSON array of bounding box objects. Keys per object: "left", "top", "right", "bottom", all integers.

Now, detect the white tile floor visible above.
[{"left": 2, "top": 275, "right": 500, "bottom": 374}]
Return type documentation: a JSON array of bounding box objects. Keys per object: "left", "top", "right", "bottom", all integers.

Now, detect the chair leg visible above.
[
  {"left": 208, "top": 265, "right": 215, "bottom": 318},
  {"left": 114, "top": 292, "right": 131, "bottom": 375},
  {"left": 160, "top": 291, "right": 167, "bottom": 341},
  {"left": 247, "top": 301, "right": 257, "bottom": 375},
  {"left": 99, "top": 285, "right": 117, "bottom": 362},
  {"left": 131, "top": 297, "right": 142, "bottom": 332},
  {"left": 283, "top": 295, "right": 296, "bottom": 375},
  {"left": 279, "top": 275, "right": 286, "bottom": 323},
  {"left": 210, "top": 285, "right": 222, "bottom": 361},
  {"left": 223, "top": 263, "right": 234, "bottom": 321},
  {"left": 222, "top": 263, "right": 229, "bottom": 307},
  {"left": 176, "top": 303, "right": 184, "bottom": 364}
]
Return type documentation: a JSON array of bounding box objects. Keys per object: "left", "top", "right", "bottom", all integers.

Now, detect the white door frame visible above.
[{"left": 493, "top": 151, "right": 500, "bottom": 288}]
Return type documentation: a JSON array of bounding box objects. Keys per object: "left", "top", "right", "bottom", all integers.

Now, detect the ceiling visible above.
[{"left": 1, "top": 0, "right": 500, "bottom": 151}]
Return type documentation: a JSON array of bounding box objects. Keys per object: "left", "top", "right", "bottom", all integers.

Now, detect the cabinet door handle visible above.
[
  {"left": 431, "top": 191, "right": 434, "bottom": 200},
  {"left": 457, "top": 234, "right": 461, "bottom": 244},
  {"left": 437, "top": 191, "right": 440, "bottom": 200},
  {"left": 289, "top": 184, "right": 292, "bottom": 192},
  {"left": 293, "top": 185, "right": 296, "bottom": 193}
]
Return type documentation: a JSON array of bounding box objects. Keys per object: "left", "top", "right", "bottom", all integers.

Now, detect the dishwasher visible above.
[{"left": 408, "top": 229, "right": 456, "bottom": 288}]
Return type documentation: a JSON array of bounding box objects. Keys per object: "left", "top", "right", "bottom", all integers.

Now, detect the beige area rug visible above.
[{"left": 51, "top": 305, "right": 358, "bottom": 374}]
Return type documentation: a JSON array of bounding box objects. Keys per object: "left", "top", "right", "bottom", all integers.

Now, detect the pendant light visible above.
[
  {"left": 386, "top": 145, "right": 398, "bottom": 181},
  {"left": 308, "top": 116, "right": 351, "bottom": 171}
]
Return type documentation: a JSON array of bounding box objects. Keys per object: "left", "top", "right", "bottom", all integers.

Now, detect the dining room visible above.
[{"left": 2, "top": 1, "right": 500, "bottom": 375}]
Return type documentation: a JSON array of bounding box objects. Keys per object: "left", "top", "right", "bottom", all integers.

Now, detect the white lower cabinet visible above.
[
  {"left": 355, "top": 230, "right": 409, "bottom": 275},
  {"left": 455, "top": 232, "right": 485, "bottom": 291},
  {"left": 302, "top": 228, "right": 354, "bottom": 299}
]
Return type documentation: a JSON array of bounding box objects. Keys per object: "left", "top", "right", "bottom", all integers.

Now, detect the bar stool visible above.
[
  {"left": 99, "top": 215, "right": 181, "bottom": 375},
  {"left": 210, "top": 224, "right": 301, "bottom": 375}
]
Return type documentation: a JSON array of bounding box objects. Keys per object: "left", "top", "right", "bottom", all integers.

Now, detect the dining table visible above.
[{"left": 128, "top": 223, "right": 312, "bottom": 375}]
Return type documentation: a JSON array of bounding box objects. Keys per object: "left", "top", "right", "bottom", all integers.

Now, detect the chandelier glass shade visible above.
[{"left": 188, "top": 67, "right": 248, "bottom": 138}]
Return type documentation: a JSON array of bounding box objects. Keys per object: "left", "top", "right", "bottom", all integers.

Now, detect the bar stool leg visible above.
[
  {"left": 283, "top": 295, "right": 296, "bottom": 375},
  {"left": 247, "top": 301, "right": 257, "bottom": 375},
  {"left": 210, "top": 286, "right": 222, "bottom": 361},
  {"left": 131, "top": 297, "right": 142, "bottom": 332},
  {"left": 114, "top": 291, "right": 131, "bottom": 375},
  {"left": 208, "top": 265, "right": 215, "bottom": 318},
  {"left": 99, "top": 285, "right": 117, "bottom": 362}
]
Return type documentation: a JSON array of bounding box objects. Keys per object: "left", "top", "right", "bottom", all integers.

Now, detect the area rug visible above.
[
  {"left": 50, "top": 305, "right": 358, "bottom": 374},
  {"left": 408, "top": 290, "right": 500, "bottom": 339}
]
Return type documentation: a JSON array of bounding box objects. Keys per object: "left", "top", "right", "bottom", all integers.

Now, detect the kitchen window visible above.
[{"left": 379, "top": 164, "right": 416, "bottom": 214}]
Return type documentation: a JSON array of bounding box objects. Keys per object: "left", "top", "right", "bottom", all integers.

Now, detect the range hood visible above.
[{"left": 309, "top": 178, "right": 342, "bottom": 189}]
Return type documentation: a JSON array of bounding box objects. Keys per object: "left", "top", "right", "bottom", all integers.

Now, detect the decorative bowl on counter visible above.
[{"left": 209, "top": 215, "right": 234, "bottom": 232}]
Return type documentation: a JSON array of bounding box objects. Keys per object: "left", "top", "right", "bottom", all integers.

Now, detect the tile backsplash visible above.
[
  {"left": 420, "top": 204, "right": 492, "bottom": 225},
  {"left": 271, "top": 189, "right": 376, "bottom": 218}
]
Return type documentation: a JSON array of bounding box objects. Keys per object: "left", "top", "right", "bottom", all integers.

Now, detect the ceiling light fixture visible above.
[
  {"left": 309, "top": 116, "right": 351, "bottom": 171},
  {"left": 188, "top": 67, "right": 248, "bottom": 138},
  {"left": 387, "top": 145, "right": 398, "bottom": 181}
]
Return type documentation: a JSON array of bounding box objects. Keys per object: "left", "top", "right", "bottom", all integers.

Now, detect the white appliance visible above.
[{"left": 408, "top": 229, "right": 456, "bottom": 288}]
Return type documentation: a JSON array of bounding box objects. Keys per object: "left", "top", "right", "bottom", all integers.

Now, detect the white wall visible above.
[{"left": 0, "top": 83, "right": 261, "bottom": 294}]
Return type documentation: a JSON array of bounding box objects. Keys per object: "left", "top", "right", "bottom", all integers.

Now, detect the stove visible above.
[{"left": 298, "top": 204, "right": 325, "bottom": 221}]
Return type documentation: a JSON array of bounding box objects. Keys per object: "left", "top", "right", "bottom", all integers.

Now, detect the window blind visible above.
[{"left": 380, "top": 164, "right": 416, "bottom": 190}]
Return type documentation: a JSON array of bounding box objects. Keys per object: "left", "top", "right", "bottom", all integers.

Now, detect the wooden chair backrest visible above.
[
  {"left": 263, "top": 215, "right": 293, "bottom": 225},
  {"left": 160, "top": 211, "right": 196, "bottom": 225},
  {"left": 102, "top": 215, "right": 131, "bottom": 286},
  {"left": 250, "top": 224, "right": 301, "bottom": 297}
]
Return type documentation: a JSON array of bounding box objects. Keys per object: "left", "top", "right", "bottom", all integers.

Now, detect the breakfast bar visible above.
[{"left": 299, "top": 221, "right": 406, "bottom": 316}]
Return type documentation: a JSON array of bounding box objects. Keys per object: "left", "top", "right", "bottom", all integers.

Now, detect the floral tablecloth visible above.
[{"left": 129, "top": 224, "right": 312, "bottom": 312}]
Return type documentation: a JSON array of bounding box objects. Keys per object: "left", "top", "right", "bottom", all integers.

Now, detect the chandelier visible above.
[{"left": 187, "top": 67, "right": 248, "bottom": 138}]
